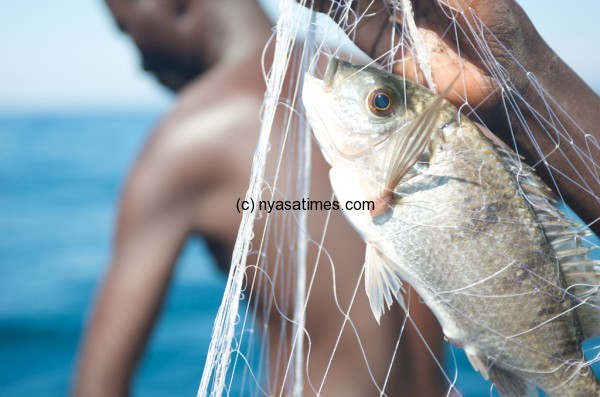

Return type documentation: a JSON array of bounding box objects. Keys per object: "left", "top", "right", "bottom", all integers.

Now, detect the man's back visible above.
[{"left": 74, "top": 1, "right": 444, "bottom": 396}]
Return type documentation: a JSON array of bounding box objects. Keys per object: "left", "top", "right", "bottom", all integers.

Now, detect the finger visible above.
[{"left": 303, "top": 1, "right": 495, "bottom": 107}]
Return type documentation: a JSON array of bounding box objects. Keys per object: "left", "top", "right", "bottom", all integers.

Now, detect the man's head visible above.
[{"left": 106, "top": 0, "right": 211, "bottom": 91}]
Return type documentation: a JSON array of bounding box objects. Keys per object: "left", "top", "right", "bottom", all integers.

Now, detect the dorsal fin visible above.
[{"left": 494, "top": 144, "right": 600, "bottom": 340}]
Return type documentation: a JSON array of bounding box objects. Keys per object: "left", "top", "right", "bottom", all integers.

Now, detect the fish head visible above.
[
  {"left": 302, "top": 58, "right": 436, "bottom": 168},
  {"left": 303, "top": 58, "right": 447, "bottom": 219}
]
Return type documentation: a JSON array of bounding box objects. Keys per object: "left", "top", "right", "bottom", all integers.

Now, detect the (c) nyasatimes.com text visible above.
[{"left": 236, "top": 198, "right": 375, "bottom": 214}]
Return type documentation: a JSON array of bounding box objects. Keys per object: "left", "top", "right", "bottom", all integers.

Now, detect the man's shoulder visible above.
[
  {"left": 159, "top": 81, "right": 262, "bottom": 143},
  {"left": 129, "top": 90, "right": 262, "bottom": 199}
]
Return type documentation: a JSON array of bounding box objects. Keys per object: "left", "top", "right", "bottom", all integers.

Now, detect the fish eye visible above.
[{"left": 367, "top": 87, "right": 398, "bottom": 117}]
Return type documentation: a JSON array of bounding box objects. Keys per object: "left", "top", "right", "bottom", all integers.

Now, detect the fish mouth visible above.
[
  {"left": 302, "top": 72, "right": 337, "bottom": 166},
  {"left": 303, "top": 71, "right": 367, "bottom": 165}
]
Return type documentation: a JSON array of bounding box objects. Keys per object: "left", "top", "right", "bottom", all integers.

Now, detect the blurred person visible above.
[
  {"left": 307, "top": 0, "right": 600, "bottom": 236},
  {"left": 73, "top": 1, "right": 445, "bottom": 396}
]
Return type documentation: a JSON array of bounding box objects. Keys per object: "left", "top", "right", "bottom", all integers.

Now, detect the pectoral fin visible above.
[
  {"left": 383, "top": 74, "right": 459, "bottom": 192},
  {"left": 364, "top": 243, "right": 406, "bottom": 324}
]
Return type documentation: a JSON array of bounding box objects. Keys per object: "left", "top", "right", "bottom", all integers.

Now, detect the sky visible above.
[
  {"left": 0, "top": 0, "right": 598, "bottom": 113},
  {"left": 0, "top": 0, "right": 172, "bottom": 112}
]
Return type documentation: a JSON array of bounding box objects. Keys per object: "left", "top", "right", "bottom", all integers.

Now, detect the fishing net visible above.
[{"left": 198, "top": 1, "right": 599, "bottom": 395}]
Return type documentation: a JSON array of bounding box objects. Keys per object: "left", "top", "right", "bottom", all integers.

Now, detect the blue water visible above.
[
  {"left": 0, "top": 111, "right": 598, "bottom": 396},
  {"left": 0, "top": 111, "right": 227, "bottom": 396}
]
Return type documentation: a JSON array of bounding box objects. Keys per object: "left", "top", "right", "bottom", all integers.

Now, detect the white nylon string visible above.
[
  {"left": 394, "top": 0, "right": 437, "bottom": 91},
  {"left": 197, "top": 0, "right": 303, "bottom": 395},
  {"left": 291, "top": 11, "right": 316, "bottom": 396},
  {"left": 198, "top": 0, "right": 600, "bottom": 396}
]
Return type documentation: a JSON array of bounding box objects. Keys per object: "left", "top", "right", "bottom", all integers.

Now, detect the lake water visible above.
[
  {"left": 0, "top": 111, "right": 229, "bottom": 396},
  {"left": 0, "top": 111, "right": 597, "bottom": 396}
]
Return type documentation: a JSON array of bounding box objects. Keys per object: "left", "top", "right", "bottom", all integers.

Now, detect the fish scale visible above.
[
  {"left": 388, "top": 103, "right": 591, "bottom": 395},
  {"left": 303, "top": 58, "right": 600, "bottom": 396}
]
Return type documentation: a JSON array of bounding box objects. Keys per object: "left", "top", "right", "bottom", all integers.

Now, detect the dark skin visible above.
[
  {"left": 74, "top": 1, "right": 445, "bottom": 396},
  {"left": 307, "top": 0, "right": 600, "bottom": 234},
  {"left": 105, "top": 0, "right": 212, "bottom": 91},
  {"left": 75, "top": 1, "right": 596, "bottom": 395}
]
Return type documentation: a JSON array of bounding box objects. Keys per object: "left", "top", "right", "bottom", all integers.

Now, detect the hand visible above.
[
  {"left": 310, "top": 1, "right": 540, "bottom": 122},
  {"left": 306, "top": 0, "right": 600, "bottom": 234}
]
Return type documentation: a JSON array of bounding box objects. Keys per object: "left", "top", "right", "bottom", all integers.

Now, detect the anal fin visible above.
[
  {"left": 466, "top": 352, "right": 537, "bottom": 397},
  {"left": 488, "top": 364, "right": 537, "bottom": 397}
]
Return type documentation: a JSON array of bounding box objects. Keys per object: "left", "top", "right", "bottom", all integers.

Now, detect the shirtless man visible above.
[{"left": 74, "top": 1, "right": 444, "bottom": 396}]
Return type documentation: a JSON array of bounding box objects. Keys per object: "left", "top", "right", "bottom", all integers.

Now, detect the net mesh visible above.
[{"left": 198, "top": 1, "right": 600, "bottom": 396}]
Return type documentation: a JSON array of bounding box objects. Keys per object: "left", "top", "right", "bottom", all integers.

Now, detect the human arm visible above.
[
  {"left": 73, "top": 143, "right": 196, "bottom": 396},
  {"left": 305, "top": 0, "right": 600, "bottom": 234},
  {"left": 70, "top": 84, "right": 238, "bottom": 394}
]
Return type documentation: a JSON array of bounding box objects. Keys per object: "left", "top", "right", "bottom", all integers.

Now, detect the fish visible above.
[{"left": 302, "top": 58, "right": 600, "bottom": 396}]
